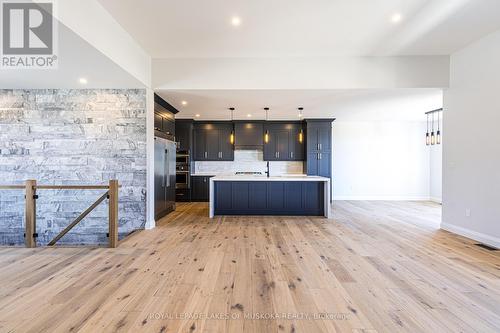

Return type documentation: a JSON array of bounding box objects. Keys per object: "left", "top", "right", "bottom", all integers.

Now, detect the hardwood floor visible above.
[{"left": 1, "top": 201, "right": 499, "bottom": 333}]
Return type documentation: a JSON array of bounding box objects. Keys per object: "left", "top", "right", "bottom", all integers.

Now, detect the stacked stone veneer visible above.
[{"left": 0, "top": 89, "right": 147, "bottom": 245}]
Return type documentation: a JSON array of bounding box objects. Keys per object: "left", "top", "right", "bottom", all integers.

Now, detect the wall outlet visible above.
[{"left": 465, "top": 208, "right": 471, "bottom": 217}]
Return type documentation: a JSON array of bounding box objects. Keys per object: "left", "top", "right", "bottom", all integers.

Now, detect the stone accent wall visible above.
[{"left": 0, "top": 89, "right": 147, "bottom": 245}]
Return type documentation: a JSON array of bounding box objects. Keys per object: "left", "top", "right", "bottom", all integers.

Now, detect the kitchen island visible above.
[{"left": 209, "top": 175, "right": 331, "bottom": 218}]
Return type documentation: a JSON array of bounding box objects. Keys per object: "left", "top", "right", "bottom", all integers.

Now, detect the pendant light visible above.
[
  {"left": 229, "top": 107, "right": 235, "bottom": 145},
  {"left": 436, "top": 111, "right": 441, "bottom": 145},
  {"left": 264, "top": 107, "right": 270, "bottom": 144},
  {"left": 426, "top": 113, "right": 430, "bottom": 146},
  {"left": 298, "top": 107, "right": 304, "bottom": 143},
  {"left": 431, "top": 112, "right": 436, "bottom": 145}
]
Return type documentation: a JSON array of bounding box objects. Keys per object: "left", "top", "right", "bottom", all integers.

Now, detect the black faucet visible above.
[{"left": 265, "top": 161, "right": 270, "bottom": 178}]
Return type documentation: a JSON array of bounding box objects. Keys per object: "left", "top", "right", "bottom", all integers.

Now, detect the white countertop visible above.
[{"left": 210, "top": 175, "right": 330, "bottom": 182}]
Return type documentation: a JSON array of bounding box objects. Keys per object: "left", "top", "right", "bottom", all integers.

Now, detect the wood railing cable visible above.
[{"left": 0, "top": 180, "right": 119, "bottom": 248}]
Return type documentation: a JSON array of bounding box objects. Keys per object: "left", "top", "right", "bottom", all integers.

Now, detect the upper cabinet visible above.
[
  {"left": 307, "top": 121, "right": 331, "bottom": 153},
  {"left": 175, "top": 119, "right": 193, "bottom": 153},
  {"left": 154, "top": 100, "right": 175, "bottom": 141},
  {"left": 264, "top": 122, "right": 305, "bottom": 161},
  {"left": 193, "top": 122, "right": 234, "bottom": 161}
]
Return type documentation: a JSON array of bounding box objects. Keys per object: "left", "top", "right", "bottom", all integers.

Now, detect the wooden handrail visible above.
[
  {"left": 0, "top": 185, "right": 119, "bottom": 190},
  {"left": 0, "top": 180, "right": 119, "bottom": 248},
  {"left": 0, "top": 185, "right": 25, "bottom": 190},
  {"left": 36, "top": 185, "right": 111, "bottom": 190}
]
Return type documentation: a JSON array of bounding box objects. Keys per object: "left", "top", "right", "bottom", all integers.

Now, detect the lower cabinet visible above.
[
  {"left": 214, "top": 181, "right": 324, "bottom": 215},
  {"left": 191, "top": 176, "right": 213, "bottom": 202},
  {"left": 175, "top": 188, "right": 191, "bottom": 202},
  {"left": 307, "top": 152, "right": 331, "bottom": 177}
]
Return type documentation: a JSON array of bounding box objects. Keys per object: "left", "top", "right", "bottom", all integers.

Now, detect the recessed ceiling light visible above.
[
  {"left": 247, "top": 114, "right": 252, "bottom": 118},
  {"left": 231, "top": 16, "right": 241, "bottom": 27},
  {"left": 195, "top": 114, "right": 200, "bottom": 118},
  {"left": 181, "top": 101, "right": 188, "bottom": 106},
  {"left": 391, "top": 13, "right": 402, "bottom": 23},
  {"left": 79, "top": 78, "right": 88, "bottom": 85}
]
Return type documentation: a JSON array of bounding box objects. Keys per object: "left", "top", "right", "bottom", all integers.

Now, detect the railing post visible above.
[
  {"left": 25, "top": 179, "right": 37, "bottom": 248},
  {"left": 108, "top": 180, "right": 118, "bottom": 248}
]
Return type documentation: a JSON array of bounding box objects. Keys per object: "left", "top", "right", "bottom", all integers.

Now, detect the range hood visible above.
[{"left": 234, "top": 122, "right": 264, "bottom": 150}]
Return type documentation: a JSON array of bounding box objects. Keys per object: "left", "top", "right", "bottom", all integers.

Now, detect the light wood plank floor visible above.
[{"left": 1, "top": 201, "right": 500, "bottom": 333}]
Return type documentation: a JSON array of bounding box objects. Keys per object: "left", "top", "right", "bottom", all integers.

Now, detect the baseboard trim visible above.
[
  {"left": 441, "top": 223, "right": 500, "bottom": 249},
  {"left": 333, "top": 196, "right": 431, "bottom": 201},
  {"left": 429, "top": 197, "right": 442, "bottom": 204}
]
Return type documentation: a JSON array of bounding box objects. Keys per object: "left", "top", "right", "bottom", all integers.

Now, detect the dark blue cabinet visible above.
[
  {"left": 193, "top": 122, "right": 234, "bottom": 161},
  {"left": 249, "top": 182, "right": 267, "bottom": 209},
  {"left": 264, "top": 122, "right": 305, "bottom": 161},
  {"left": 284, "top": 182, "right": 303, "bottom": 212},
  {"left": 268, "top": 182, "right": 286, "bottom": 209},
  {"left": 307, "top": 152, "right": 331, "bottom": 177},
  {"left": 307, "top": 121, "right": 331, "bottom": 153},
  {"left": 215, "top": 181, "right": 232, "bottom": 208},
  {"left": 175, "top": 120, "right": 193, "bottom": 153},
  {"left": 289, "top": 123, "right": 305, "bottom": 161},
  {"left": 306, "top": 120, "right": 333, "bottom": 178},
  {"left": 192, "top": 176, "right": 213, "bottom": 202},
  {"left": 214, "top": 181, "right": 324, "bottom": 216}
]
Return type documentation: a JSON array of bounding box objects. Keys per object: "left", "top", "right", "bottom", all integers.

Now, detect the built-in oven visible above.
[
  {"left": 176, "top": 152, "right": 190, "bottom": 189},
  {"left": 176, "top": 153, "right": 189, "bottom": 164},
  {"left": 176, "top": 170, "right": 189, "bottom": 189}
]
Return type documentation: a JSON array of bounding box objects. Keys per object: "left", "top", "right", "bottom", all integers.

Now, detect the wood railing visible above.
[{"left": 0, "top": 180, "right": 119, "bottom": 248}]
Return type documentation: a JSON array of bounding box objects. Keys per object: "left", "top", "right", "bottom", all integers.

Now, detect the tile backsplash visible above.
[{"left": 194, "top": 150, "right": 304, "bottom": 175}]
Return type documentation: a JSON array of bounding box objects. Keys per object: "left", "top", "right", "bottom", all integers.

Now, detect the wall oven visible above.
[{"left": 176, "top": 152, "right": 190, "bottom": 189}]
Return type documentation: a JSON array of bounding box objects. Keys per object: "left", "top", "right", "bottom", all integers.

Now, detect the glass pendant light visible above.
[
  {"left": 264, "top": 107, "right": 270, "bottom": 143},
  {"left": 229, "top": 107, "right": 235, "bottom": 145},
  {"left": 436, "top": 111, "right": 441, "bottom": 145},
  {"left": 431, "top": 112, "right": 436, "bottom": 145},
  {"left": 426, "top": 113, "right": 430, "bottom": 146},
  {"left": 298, "top": 107, "right": 304, "bottom": 143}
]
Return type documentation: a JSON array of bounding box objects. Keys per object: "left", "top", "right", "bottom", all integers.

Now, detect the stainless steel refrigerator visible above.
[{"left": 154, "top": 136, "right": 176, "bottom": 220}]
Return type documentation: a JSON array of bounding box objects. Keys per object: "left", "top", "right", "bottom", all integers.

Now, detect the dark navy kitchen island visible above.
[{"left": 209, "top": 175, "right": 331, "bottom": 218}]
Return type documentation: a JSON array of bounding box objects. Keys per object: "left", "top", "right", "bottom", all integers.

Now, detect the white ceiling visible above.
[
  {"left": 99, "top": 0, "right": 500, "bottom": 58},
  {"left": 0, "top": 21, "right": 144, "bottom": 89},
  {"left": 157, "top": 89, "right": 442, "bottom": 122}
]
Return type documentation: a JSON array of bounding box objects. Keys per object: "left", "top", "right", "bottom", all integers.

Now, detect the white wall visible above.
[
  {"left": 333, "top": 121, "right": 430, "bottom": 200},
  {"left": 442, "top": 29, "right": 500, "bottom": 248},
  {"left": 429, "top": 143, "right": 443, "bottom": 203}
]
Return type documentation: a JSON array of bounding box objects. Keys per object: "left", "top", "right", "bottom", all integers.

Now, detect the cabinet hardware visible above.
[
  {"left": 204, "top": 151, "right": 208, "bottom": 158},
  {"left": 290, "top": 151, "right": 294, "bottom": 158},
  {"left": 277, "top": 151, "right": 280, "bottom": 158},
  {"left": 317, "top": 143, "right": 320, "bottom": 150},
  {"left": 154, "top": 127, "right": 161, "bottom": 131},
  {"left": 319, "top": 143, "right": 322, "bottom": 150},
  {"left": 319, "top": 153, "right": 322, "bottom": 160}
]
